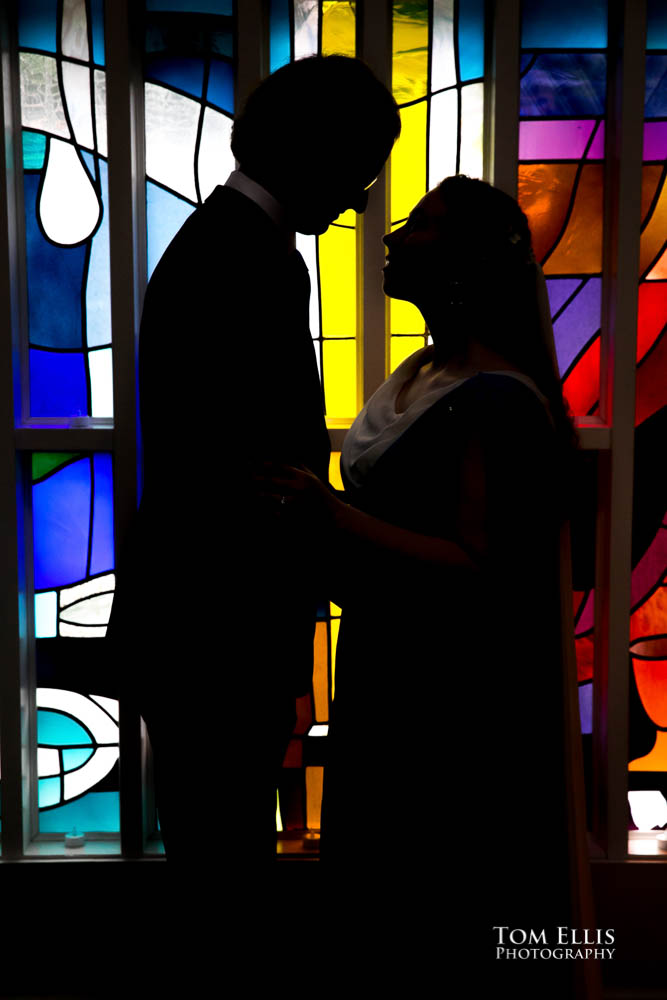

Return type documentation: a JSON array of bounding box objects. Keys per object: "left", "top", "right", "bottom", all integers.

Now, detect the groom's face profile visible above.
[{"left": 286, "top": 149, "right": 389, "bottom": 236}]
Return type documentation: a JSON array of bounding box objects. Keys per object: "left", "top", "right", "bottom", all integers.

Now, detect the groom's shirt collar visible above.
[{"left": 224, "top": 169, "right": 295, "bottom": 250}]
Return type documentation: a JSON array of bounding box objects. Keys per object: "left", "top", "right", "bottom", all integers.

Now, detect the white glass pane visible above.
[
  {"left": 90, "top": 695, "right": 120, "bottom": 721},
  {"left": 89, "top": 347, "right": 114, "bottom": 418},
  {"left": 429, "top": 88, "right": 458, "bottom": 187},
  {"left": 37, "top": 688, "right": 119, "bottom": 744},
  {"left": 35, "top": 591, "right": 57, "bottom": 638},
  {"left": 61, "top": 0, "right": 89, "bottom": 61},
  {"left": 432, "top": 0, "right": 456, "bottom": 91},
  {"left": 86, "top": 160, "right": 111, "bottom": 346},
  {"left": 39, "top": 138, "right": 101, "bottom": 245},
  {"left": 94, "top": 70, "right": 107, "bottom": 157},
  {"left": 294, "top": 0, "right": 319, "bottom": 59},
  {"left": 59, "top": 591, "right": 113, "bottom": 626},
  {"left": 144, "top": 82, "right": 199, "bottom": 202},
  {"left": 60, "top": 623, "right": 107, "bottom": 637},
  {"left": 197, "top": 107, "right": 234, "bottom": 202},
  {"left": 64, "top": 747, "right": 119, "bottom": 800},
  {"left": 308, "top": 725, "right": 329, "bottom": 736},
  {"left": 60, "top": 573, "right": 115, "bottom": 607},
  {"left": 62, "top": 61, "right": 94, "bottom": 150},
  {"left": 19, "top": 53, "right": 69, "bottom": 139},
  {"left": 628, "top": 791, "right": 667, "bottom": 831},
  {"left": 296, "top": 233, "right": 321, "bottom": 339},
  {"left": 38, "top": 747, "right": 61, "bottom": 777},
  {"left": 459, "top": 82, "right": 484, "bottom": 179}
]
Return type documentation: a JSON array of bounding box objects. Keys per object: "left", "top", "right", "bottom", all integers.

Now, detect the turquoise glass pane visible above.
[
  {"left": 18, "top": 0, "right": 56, "bottom": 52},
  {"left": 39, "top": 777, "right": 61, "bottom": 808},
  {"left": 521, "top": 0, "right": 607, "bottom": 48},
  {"left": 458, "top": 0, "right": 485, "bottom": 81},
  {"left": 207, "top": 57, "right": 234, "bottom": 111},
  {"left": 23, "top": 131, "right": 46, "bottom": 169},
  {"left": 63, "top": 747, "right": 95, "bottom": 770},
  {"left": 90, "top": 0, "right": 106, "bottom": 64},
  {"left": 270, "top": 0, "right": 291, "bottom": 72},
  {"left": 38, "top": 709, "right": 91, "bottom": 746},
  {"left": 147, "top": 0, "right": 233, "bottom": 12},
  {"left": 647, "top": 0, "right": 667, "bottom": 49},
  {"left": 39, "top": 792, "right": 120, "bottom": 833}
]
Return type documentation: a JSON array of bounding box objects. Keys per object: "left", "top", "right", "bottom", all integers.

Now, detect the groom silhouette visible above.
[{"left": 107, "top": 55, "right": 400, "bottom": 867}]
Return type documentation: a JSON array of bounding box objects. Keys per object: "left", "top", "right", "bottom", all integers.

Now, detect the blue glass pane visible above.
[
  {"left": 458, "top": 0, "right": 485, "bottom": 81},
  {"left": 18, "top": 0, "right": 56, "bottom": 52},
  {"left": 33, "top": 457, "right": 91, "bottom": 589},
  {"left": 648, "top": 0, "right": 667, "bottom": 49},
  {"left": 270, "top": 0, "right": 291, "bottom": 72},
  {"left": 146, "top": 181, "right": 195, "bottom": 278},
  {"left": 546, "top": 278, "right": 583, "bottom": 317},
  {"left": 207, "top": 58, "right": 234, "bottom": 112},
  {"left": 39, "top": 777, "right": 61, "bottom": 808},
  {"left": 578, "top": 682, "right": 593, "bottom": 735},
  {"left": 90, "top": 454, "right": 115, "bottom": 576},
  {"left": 85, "top": 158, "right": 111, "bottom": 347},
  {"left": 90, "top": 0, "right": 106, "bottom": 64},
  {"left": 38, "top": 709, "right": 91, "bottom": 746},
  {"left": 520, "top": 54, "right": 607, "bottom": 117},
  {"left": 646, "top": 57, "right": 667, "bottom": 117},
  {"left": 39, "top": 792, "right": 120, "bottom": 833},
  {"left": 553, "top": 278, "right": 601, "bottom": 375},
  {"left": 63, "top": 747, "right": 95, "bottom": 770},
  {"left": 147, "top": 0, "right": 233, "bottom": 12},
  {"left": 23, "top": 130, "right": 46, "bottom": 169},
  {"left": 30, "top": 349, "right": 88, "bottom": 418},
  {"left": 521, "top": 0, "right": 607, "bottom": 48},
  {"left": 145, "top": 55, "right": 205, "bottom": 97},
  {"left": 24, "top": 172, "right": 87, "bottom": 349}
]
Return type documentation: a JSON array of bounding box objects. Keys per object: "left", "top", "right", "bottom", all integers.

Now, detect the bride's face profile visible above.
[{"left": 382, "top": 189, "right": 451, "bottom": 305}]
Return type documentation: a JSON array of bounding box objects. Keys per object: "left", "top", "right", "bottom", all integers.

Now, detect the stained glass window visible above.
[
  {"left": 32, "top": 451, "right": 119, "bottom": 834},
  {"left": 19, "top": 0, "right": 112, "bottom": 420},
  {"left": 518, "top": 0, "right": 608, "bottom": 418},
  {"left": 144, "top": 0, "right": 235, "bottom": 277},
  {"left": 389, "top": 0, "right": 485, "bottom": 371},
  {"left": 627, "top": 0, "right": 667, "bottom": 809}
]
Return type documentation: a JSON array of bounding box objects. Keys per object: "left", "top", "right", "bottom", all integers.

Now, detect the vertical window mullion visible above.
[
  {"left": 594, "top": 0, "right": 647, "bottom": 860},
  {"left": 0, "top": 0, "right": 33, "bottom": 858},
  {"left": 484, "top": 0, "right": 520, "bottom": 196},
  {"left": 104, "top": 0, "right": 147, "bottom": 858}
]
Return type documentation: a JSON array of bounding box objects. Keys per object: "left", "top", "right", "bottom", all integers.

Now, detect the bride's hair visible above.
[{"left": 436, "top": 174, "right": 580, "bottom": 470}]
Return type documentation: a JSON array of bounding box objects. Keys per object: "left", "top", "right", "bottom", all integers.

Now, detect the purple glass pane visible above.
[
  {"left": 520, "top": 54, "right": 606, "bottom": 117},
  {"left": 519, "top": 120, "right": 596, "bottom": 160},
  {"left": 586, "top": 121, "right": 605, "bottom": 158},
  {"left": 578, "top": 682, "right": 593, "bottom": 735},
  {"left": 90, "top": 454, "right": 114, "bottom": 576},
  {"left": 553, "top": 278, "right": 602, "bottom": 376},
  {"left": 30, "top": 349, "right": 88, "bottom": 418},
  {"left": 33, "top": 458, "right": 90, "bottom": 589},
  {"left": 546, "top": 278, "right": 583, "bottom": 317},
  {"left": 644, "top": 122, "right": 667, "bottom": 162},
  {"left": 631, "top": 523, "right": 667, "bottom": 612},
  {"left": 576, "top": 591, "right": 594, "bottom": 634}
]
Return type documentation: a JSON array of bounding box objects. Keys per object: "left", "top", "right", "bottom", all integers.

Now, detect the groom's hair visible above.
[{"left": 231, "top": 55, "right": 401, "bottom": 173}]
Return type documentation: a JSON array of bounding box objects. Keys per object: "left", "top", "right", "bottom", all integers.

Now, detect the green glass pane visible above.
[{"left": 32, "top": 452, "right": 79, "bottom": 482}]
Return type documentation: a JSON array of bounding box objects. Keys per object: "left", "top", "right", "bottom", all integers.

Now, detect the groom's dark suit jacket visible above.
[{"left": 108, "top": 183, "right": 330, "bottom": 728}]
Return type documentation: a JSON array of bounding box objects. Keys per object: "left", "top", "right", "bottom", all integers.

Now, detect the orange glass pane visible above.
[
  {"left": 575, "top": 635, "right": 594, "bottom": 683},
  {"left": 641, "top": 165, "right": 663, "bottom": 224},
  {"left": 631, "top": 650, "right": 667, "bottom": 728},
  {"left": 392, "top": 2, "right": 429, "bottom": 104},
  {"left": 637, "top": 283, "right": 667, "bottom": 362},
  {"left": 323, "top": 338, "right": 357, "bottom": 418},
  {"left": 630, "top": 583, "right": 667, "bottom": 643},
  {"left": 313, "top": 621, "right": 329, "bottom": 722},
  {"left": 629, "top": 730, "right": 667, "bottom": 771},
  {"left": 330, "top": 616, "right": 340, "bottom": 699},
  {"left": 305, "top": 765, "right": 324, "bottom": 830},
  {"left": 646, "top": 245, "right": 667, "bottom": 280},
  {"left": 321, "top": 1, "right": 356, "bottom": 57},
  {"left": 294, "top": 693, "right": 312, "bottom": 734},
  {"left": 282, "top": 739, "right": 303, "bottom": 768},
  {"left": 563, "top": 336, "right": 600, "bottom": 416},
  {"left": 640, "top": 171, "right": 667, "bottom": 277},
  {"left": 544, "top": 165, "right": 604, "bottom": 275},
  {"left": 518, "top": 164, "right": 577, "bottom": 265}
]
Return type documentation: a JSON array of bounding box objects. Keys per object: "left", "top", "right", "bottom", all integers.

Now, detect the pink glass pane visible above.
[
  {"left": 519, "top": 119, "right": 596, "bottom": 159},
  {"left": 586, "top": 121, "right": 605, "bottom": 158},
  {"left": 644, "top": 121, "right": 667, "bottom": 161}
]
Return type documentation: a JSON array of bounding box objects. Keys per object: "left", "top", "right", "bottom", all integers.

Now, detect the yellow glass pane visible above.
[
  {"left": 640, "top": 172, "right": 667, "bottom": 277},
  {"left": 305, "top": 765, "right": 324, "bottom": 830},
  {"left": 330, "top": 601, "right": 342, "bottom": 617},
  {"left": 391, "top": 100, "right": 428, "bottom": 223},
  {"left": 322, "top": 1, "right": 356, "bottom": 57},
  {"left": 319, "top": 223, "right": 356, "bottom": 337},
  {"left": 323, "top": 339, "right": 357, "bottom": 418},
  {"left": 392, "top": 1, "right": 429, "bottom": 104},
  {"left": 330, "top": 617, "right": 340, "bottom": 700},
  {"left": 390, "top": 335, "right": 425, "bottom": 372},
  {"left": 329, "top": 451, "right": 344, "bottom": 490},
  {"left": 313, "top": 621, "right": 329, "bottom": 722},
  {"left": 390, "top": 295, "right": 425, "bottom": 336}
]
